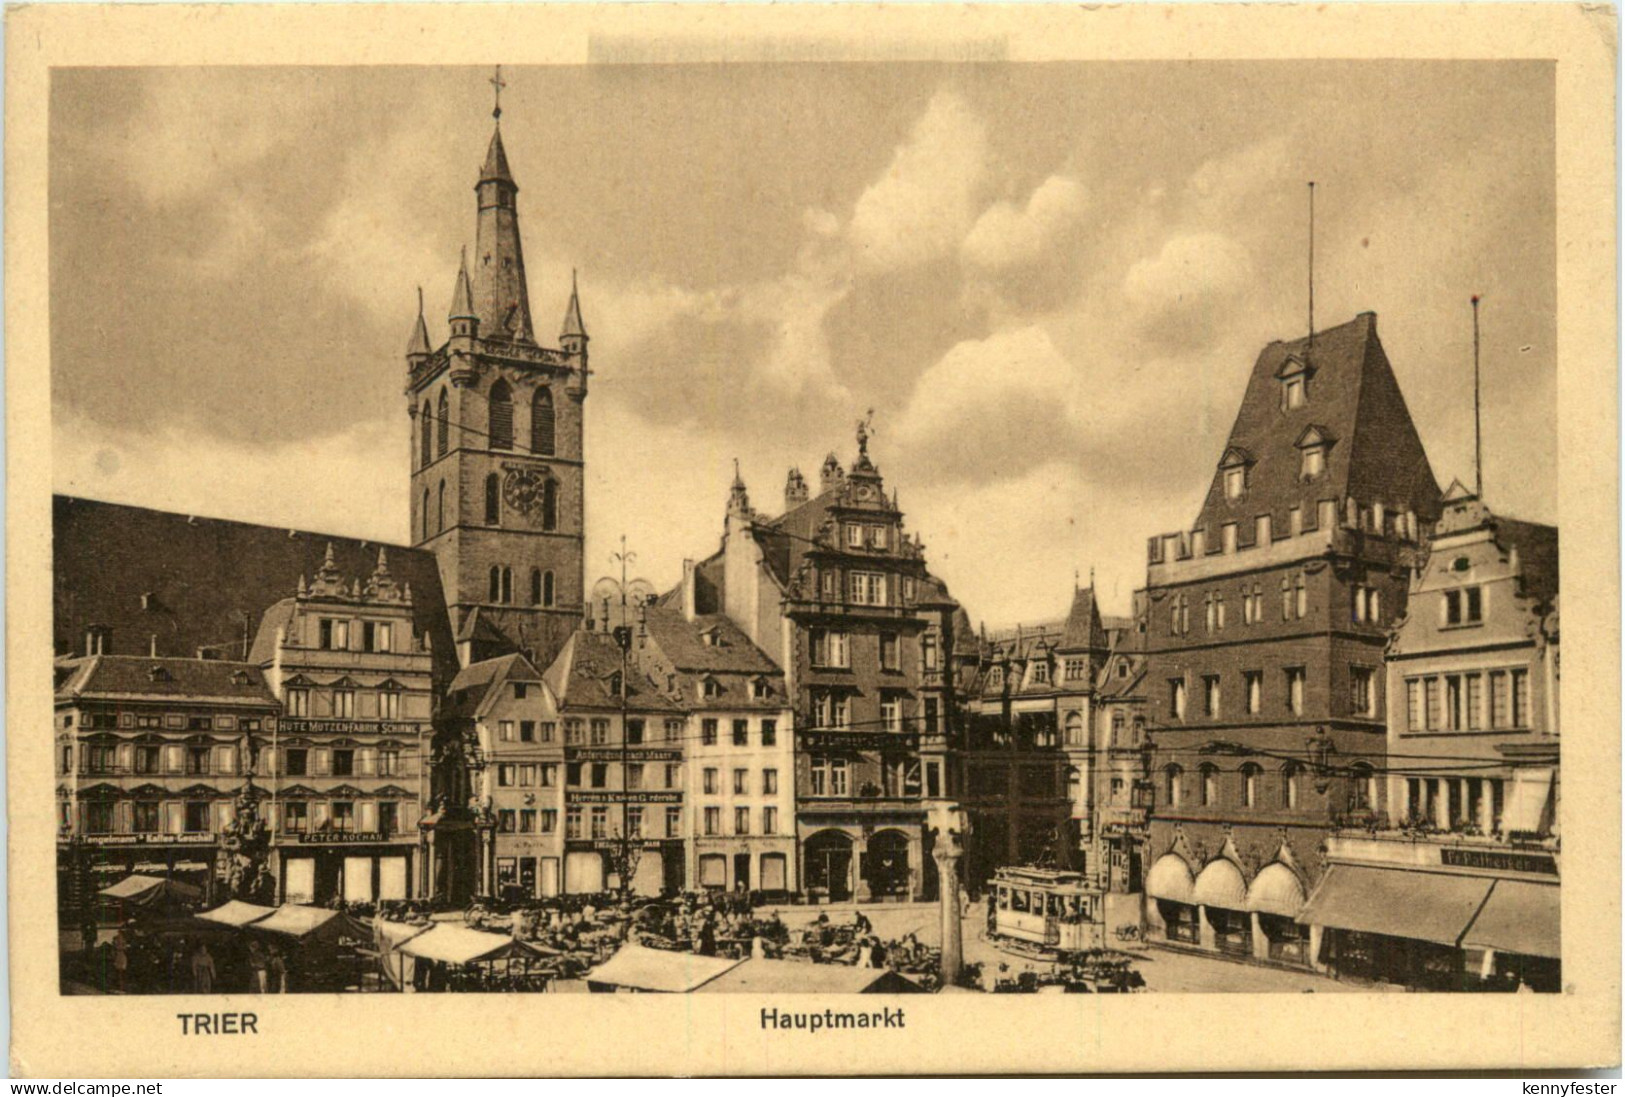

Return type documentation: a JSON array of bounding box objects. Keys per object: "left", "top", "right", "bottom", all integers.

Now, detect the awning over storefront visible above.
[
  {"left": 1462, "top": 879, "right": 1560, "bottom": 959},
  {"left": 196, "top": 900, "right": 278, "bottom": 927},
  {"left": 1247, "top": 863, "right": 1307, "bottom": 917},
  {"left": 1297, "top": 866, "right": 1492, "bottom": 946},
  {"left": 697, "top": 959, "right": 924, "bottom": 994},
  {"left": 584, "top": 944, "right": 744, "bottom": 992},
  {"left": 1146, "top": 854, "right": 1195, "bottom": 904},
  {"left": 1192, "top": 859, "right": 1247, "bottom": 909},
  {"left": 397, "top": 924, "right": 537, "bottom": 966}
]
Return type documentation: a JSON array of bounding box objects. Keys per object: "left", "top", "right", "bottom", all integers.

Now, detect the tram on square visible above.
[{"left": 988, "top": 866, "right": 1106, "bottom": 958}]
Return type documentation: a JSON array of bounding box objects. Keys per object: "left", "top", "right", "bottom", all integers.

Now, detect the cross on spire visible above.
[{"left": 490, "top": 64, "right": 507, "bottom": 120}]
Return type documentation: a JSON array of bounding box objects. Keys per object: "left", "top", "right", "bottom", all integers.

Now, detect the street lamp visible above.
[{"left": 591, "top": 536, "right": 654, "bottom": 905}]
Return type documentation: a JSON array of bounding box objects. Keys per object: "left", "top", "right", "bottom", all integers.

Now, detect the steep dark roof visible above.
[
  {"left": 1496, "top": 516, "right": 1560, "bottom": 608},
  {"left": 1193, "top": 313, "right": 1441, "bottom": 539},
  {"left": 248, "top": 598, "right": 297, "bottom": 665},
  {"left": 642, "top": 608, "right": 780, "bottom": 675},
  {"left": 54, "top": 496, "right": 459, "bottom": 688},
  {"left": 56, "top": 655, "right": 278, "bottom": 705},
  {"left": 442, "top": 652, "right": 541, "bottom": 720},
  {"left": 1058, "top": 587, "right": 1108, "bottom": 653},
  {"left": 543, "top": 628, "right": 681, "bottom": 713}
]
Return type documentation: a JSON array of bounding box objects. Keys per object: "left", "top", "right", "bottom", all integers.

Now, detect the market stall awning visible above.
[
  {"left": 99, "top": 874, "right": 203, "bottom": 905},
  {"left": 374, "top": 919, "right": 432, "bottom": 948},
  {"left": 696, "top": 958, "right": 923, "bottom": 994},
  {"left": 584, "top": 944, "right": 744, "bottom": 992},
  {"left": 1462, "top": 879, "right": 1561, "bottom": 959},
  {"left": 250, "top": 904, "right": 368, "bottom": 944},
  {"left": 1297, "top": 866, "right": 1493, "bottom": 946},
  {"left": 197, "top": 900, "right": 278, "bottom": 928},
  {"left": 397, "top": 924, "right": 538, "bottom": 965}
]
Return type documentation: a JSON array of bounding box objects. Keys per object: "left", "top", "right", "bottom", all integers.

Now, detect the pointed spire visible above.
[
  {"left": 481, "top": 124, "right": 515, "bottom": 186},
  {"left": 561, "top": 268, "right": 588, "bottom": 342},
  {"left": 449, "top": 247, "right": 476, "bottom": 322},
  {"left": 407, "top": 286, "right": 432, "bottom": 358}
]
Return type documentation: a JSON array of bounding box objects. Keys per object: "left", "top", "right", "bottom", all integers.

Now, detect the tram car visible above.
[{"left": 988, "top": 866, "right": 1106, "bottom": 958}]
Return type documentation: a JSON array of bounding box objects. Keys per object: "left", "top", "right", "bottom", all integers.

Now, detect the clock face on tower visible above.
[
  {"left": 854, "top": 484, "right": 874, "bottom": 501},
  {"left": 503, "top": 468, "right": 544, "bottom": 518}
]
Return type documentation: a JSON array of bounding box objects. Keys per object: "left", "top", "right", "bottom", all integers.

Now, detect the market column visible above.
[{"left": 934, "top": 841, "right": 963, "bottom": 986}]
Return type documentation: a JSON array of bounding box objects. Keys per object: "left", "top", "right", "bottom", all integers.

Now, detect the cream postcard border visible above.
[{"left": 6, "top": 2, "right": 1618, "bottom": 1077}]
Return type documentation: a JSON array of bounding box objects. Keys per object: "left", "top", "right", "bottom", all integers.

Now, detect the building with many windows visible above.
[
  {"left": 669, "top": 428, "right": 962, "bottom": 903},
  {"left": 637, "top": 605, "right": 797, "bottom": 896},
  {"left": 542, "top": 624, "right": 687, "bottom": 895},
  {"left": 251, "top": 544, "right": 437, "bottom": 904},
  {"left": 55, "top": 655, "right": 280, "bottom": 911},
  {"left": 1297, "top": 485, "right": 1560, "bottom": 990},
  {"left": 1140, "top": 313, "right": 1443, "bottom": 966}
]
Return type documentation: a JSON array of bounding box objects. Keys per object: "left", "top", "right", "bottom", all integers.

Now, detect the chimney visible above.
[
  {"left": 682, "top": 558, "right": 698, "bottom": 622},
  {"left": 84, "top": 625, "right": 110, "bottom": 657}
]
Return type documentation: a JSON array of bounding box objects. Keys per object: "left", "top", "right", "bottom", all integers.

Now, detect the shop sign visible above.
[
  {"left": 278, "top": 719, "right": 424, "bottom": 735},
  {"left": 566, "top": 748, "right": 682, "bottom": 763},
  {"left": 81, "top": 833, "right": 216, "bottom": 846},
  {"left": 1440, "top": 847, "right": 1558, "bottom": 875},
  {"left": 567, "top": 838, "right": 683, "bottom": 852},
  {"left": 566, "top": 791, "right": 682, "bottom": 805},
  {"left": 798, "top": 731, "right": 918, "bottom": 752},
  {"left": 298, "top": 831, "right": 388, "bottom": 844}
]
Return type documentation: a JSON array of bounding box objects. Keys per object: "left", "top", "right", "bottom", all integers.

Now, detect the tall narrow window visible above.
[
  {"left": 530, "top": 567, "right": 543, "bottom": 606},
  {"left": 485, "top": 473, "right": 501, "bottom": 525},
  {"left": 1241, "top": 764, "right": 1260, "bottom": 808},
  {"left": 542, "top": 479, "right": 557, "bottom": 532},
  {"left": 437, "top": 481, "right": 446, "bottom": 533},
  {"left": 501, "top": 567, "right": 513, "bottom": 605},
  {"left": 543, "top": 571, "right": 555, "bottom": 607},
  {"left": 436, "top": 388, "right": 449, "bottom": 456},
  {"left": 1200, "top": 764, "right": 1219, "bottom": 806},
  {"left": 489, "top": 566, "right": 501, "bottom": 603},
  {"left": 531, "top": 388, "right": 555, "bottom": 456},
  {"left": 1282, "top": 762, "right": 1301, "bottom": 809},
  {"left": 420, "top": 403, "right": 432, "bottom": 467},
  {"left": 421, "top": 487, "right": 430, "bottom": 541},
  {"left": 488, "top": 381, "right": 513, "bottom": 450}
]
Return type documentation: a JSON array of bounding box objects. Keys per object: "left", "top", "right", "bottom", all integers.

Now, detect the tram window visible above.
[
  {"left": 998, "top": 888, "right": 1010, "bottom": 910},
  {"left": 1011, "top": 890, "right": 1030, "bottom": 913},
  {"left": 1049, "top": 894, "right": 1065, "bottom": 917}
]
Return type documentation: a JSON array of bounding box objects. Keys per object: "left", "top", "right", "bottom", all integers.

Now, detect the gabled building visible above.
[
  {"left": 1140, "top": 313, "right": 1442, "bottom": 966},
  {"left": 440, "top": 652, "right": 561, "bottom": 900},
  {"left": 251, "top": 544, "right": 436, "bottom": 904},
  {"left": 55, "top": 655, "right": 280, "bottom": 910},
  {"left": 1299, "top": 486, "right": 1560, "bottom": 990},
  {"left": 544, "top": 625, "right": 686, "bottom": 896},
  {"left": 669, "top": 428, "right": 963, "bottom": 903},
  {"left": 635, "top": 606, "right": 796, "bottom": 896}
]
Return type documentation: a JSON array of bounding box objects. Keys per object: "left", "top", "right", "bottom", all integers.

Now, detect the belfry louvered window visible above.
[
  {"left": 532, "top": 388, "right": 555, "bottom": 456},
  {"left": 489, "top": 381, "right": 514, "bottom": 450}
]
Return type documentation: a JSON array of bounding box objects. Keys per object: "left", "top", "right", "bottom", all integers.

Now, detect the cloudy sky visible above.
[{"left": 51, "top": 62, "right": 1555, "bottom": 627}]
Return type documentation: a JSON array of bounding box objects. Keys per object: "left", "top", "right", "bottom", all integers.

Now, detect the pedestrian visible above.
[
  {"left": 247, "top": 938, "right": 269, "bottom": 993},
  {"left": 268, "top": 944, "right": 288, "bottom": 993},
  {"left": 191, "top": 940, "right": 216, "bottom": 994},
  {"left": 111, "top": 926, "right": 130, "bottom": 993}
]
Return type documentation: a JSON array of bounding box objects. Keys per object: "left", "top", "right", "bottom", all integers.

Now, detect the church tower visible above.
[{"left": 406, "top": 82, "right": 588, "bottom": 672}]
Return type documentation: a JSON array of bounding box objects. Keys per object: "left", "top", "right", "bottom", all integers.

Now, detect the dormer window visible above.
[
  {"left": 148, "top": 665, "right": 172, "bottom": 683},
  {"left": 700, "top": 677, "right": 720, "bottom": 700},
  {"left": 1295, "top": 425, "right": 1335, "bottom": 482},
  {"left": 751, "top": 678, "right": 769, "bottom": 700},
  {"left": 1277, "top": 354, "right": 1313, "bottom": 410},
  {"left": 700, "top": 626, "right": 721, "bottom": 648},
  {"left": 1032, "top": 660, "right": 1050, "bottom": 685},
  {"left": 1217, "top": 447, "right": 1253, "bottom": 502}
]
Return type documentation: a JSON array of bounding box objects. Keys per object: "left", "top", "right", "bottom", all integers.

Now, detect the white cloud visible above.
[
  {"left": 847, "top": 89, "right": 990, "bottom": 272},
  {"left": 1124, "top": 230, "right": 1248, "bottom": 320},
  {"left": 962, "top": 175, "right": 1089, "bottom": 270}
]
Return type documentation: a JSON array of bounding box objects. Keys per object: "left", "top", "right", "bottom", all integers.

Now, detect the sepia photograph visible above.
[{"left": 7, "top": 1, "right": 1618, "bottom": 1078}]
